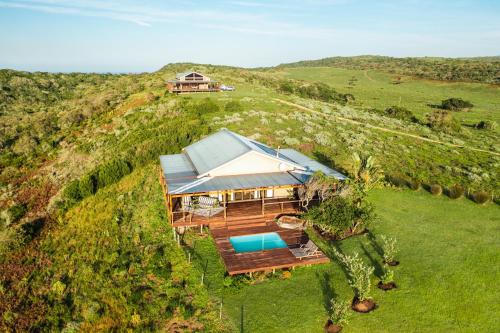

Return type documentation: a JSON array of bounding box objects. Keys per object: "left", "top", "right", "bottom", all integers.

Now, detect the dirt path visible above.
[
  {"left": 274, "top": 98, "right": 500, "bottom": 157},
  {"left": 364, "top": 70, "right": 374, "bottom": 81}
]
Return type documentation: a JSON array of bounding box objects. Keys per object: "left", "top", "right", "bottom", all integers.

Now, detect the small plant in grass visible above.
[
  {"left": 381, "top": 235, "right": 399, "bottom": 266},
  {"left": 472, "top": 191, "right": 490, "bottom": 204},
  {"left": 378, "top": 267, "right": 396, "bottom": 291},
  {"left": 332, "top": 249, "right": 375, "bottom": 312},
  {"left": 475, "top": 120, "right": 497, "bottom": 130},
  {"left": 430, "top": 184, "right": 442, "bottom": 195},
  {"left": 325, "top": 299, "right": 352, "bottom": 332},
  {"left": 448, "top": 184, "right": 465, "bottom": 199}
]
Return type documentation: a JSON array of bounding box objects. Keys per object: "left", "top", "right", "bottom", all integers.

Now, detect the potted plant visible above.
[
  {"left": 324, "top": 299, "right": 351, "bottom": 333},
  {"left": 333, "top": 249, "right": 376, "bottom": 313},
  {"left": 378, "top": 267, "right": 397, "bottom": 291},
  {"left": 381, "top": 235, "right": 399, "bottom": 266}
]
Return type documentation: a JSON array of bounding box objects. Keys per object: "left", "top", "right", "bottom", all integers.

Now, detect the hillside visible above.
[
  {"left": 277, "top": 55, "right": 500, "bottom": 84},
  {"left": 0, "top": 60, "right": 499, "bottom": 331}
]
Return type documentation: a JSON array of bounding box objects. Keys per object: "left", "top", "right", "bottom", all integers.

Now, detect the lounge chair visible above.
[{"left": 290, "top": 240, "right": 321, "bottom": 259}]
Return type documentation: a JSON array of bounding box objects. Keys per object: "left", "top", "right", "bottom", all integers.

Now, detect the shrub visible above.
[
  {"left": 407, "top": 179, "right": 421, "bottom": 191},
  {"left": 440, "top": 98, "right": 473, "bottom": 111},
  {"left": 426, "top": 110, "right": 461, "bottom": 132},
  {"left": 430, "top": 184, "right": 443, "bottom": 196},
  {"left": 78, "top": 174, "right": 97, "bottom": 197},
  {"left": 305, "top": 195, "right": 374, "bottom": 237},
  {"left": 332, "top": 249, "right": 374, "bottom": 301},
  {"left": 381, "top": 267, "right": 394, "bottom": 284},
  {"left": 329, "top": 299, "right": 352, "bottom": 326},
  {"left": 380, "top": 235, "right": 398, "bottom": 264},
  {"left": 472, "top": 191, "right": 490, "bottom": 204},
  {"left": 224, "top": 100, "right": 243, "bottom": 113},
  {"left": 63, "top": 180, "right": 82, "bottom": 202},
  {"left": 383, "top": 106, "right": 416, "bottom": 122},
  {"left": 475, "top": 120, "right": 497, "bottom": 130},
  {"left": 385, "top": 174, "right": 408, "bottom": 188},
  {"left": 195, "top": 98, "right": 219, "bottom": 114},
  {"left": 448, "top": 184, "right": 465, "bottom": 199},
  {"left": 7, "top": 203, "right": 27, "bottom": 223}
]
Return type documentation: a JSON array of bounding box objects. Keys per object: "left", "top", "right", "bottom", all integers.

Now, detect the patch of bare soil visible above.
[
  {"left": 378, "top": 281, "right": 397, "bottom": 291},
  {"left": 352, "top": 297, "right": 376, "bottom": 313}
]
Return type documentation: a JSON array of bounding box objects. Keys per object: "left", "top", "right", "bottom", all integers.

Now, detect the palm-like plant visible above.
[{"left": 349, "top": 152, "right": 384, "bottom": 190}]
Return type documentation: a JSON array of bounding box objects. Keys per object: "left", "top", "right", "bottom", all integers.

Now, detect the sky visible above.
[{"left": 0, "top": 0, "right": 499, "bottom": 72}]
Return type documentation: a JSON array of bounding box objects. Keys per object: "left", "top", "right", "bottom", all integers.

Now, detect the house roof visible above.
[
  {"left": 183, "top": 128, "right": 304, "bottom": 176},
  {"left": 160, "top": 129, "right": 346, "bottom": 195}
]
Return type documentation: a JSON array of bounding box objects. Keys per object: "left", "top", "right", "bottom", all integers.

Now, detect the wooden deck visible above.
[
  {"left": 172, "top": 199, "right": 301, "bottom": 228},
  {"left": 210, "top": 223, "right": 330, "bottom": 275}
]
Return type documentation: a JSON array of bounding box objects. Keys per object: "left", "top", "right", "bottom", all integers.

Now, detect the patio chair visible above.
[
  {"left": 182, "top": 196, "right": 193, "bottom": 211},
  {"left": 197, "top": 196, "right": 219, "bottom": 209},
  {"left": 290, "top": 240, "right": 321, "bottom": 259}
]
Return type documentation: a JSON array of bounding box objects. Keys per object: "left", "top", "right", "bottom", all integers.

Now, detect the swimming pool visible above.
[{"left": 229, "top": 232, "right": 287, "bottom": 253}]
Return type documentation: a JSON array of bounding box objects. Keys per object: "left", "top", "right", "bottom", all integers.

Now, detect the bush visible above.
[
  {"left": 383, "top": 106, "right": 416, "bottom": 122},
  {"left": 385, "top": 174, "right": 408, "bottom": 188},
  {"left": 440, "top": 98, "right": 473, "bottom": 111},
  {"left": 426, "top": 110, "right": 461, "bottom": 132},
  {"left": 407, "top": 179, "right": 421, "bottom": 191},
  {"left": 63, "top": 180, "right": 82, "bottom": 203},
  {"left": 333, "top": 249, "right": 374, "bottom": 301},
  {"left": 448, "top": 184, "right": 465, "bottom": 199},
  {"left": 329, "top": 299, "right": 352, "bottom": 326},
  {"left": 224, "top": 100, "right": 243, "bottom": 113},
  {"left": 7, "top": 204, "right": 27, "bottom": 223},
  {"left": 195, "top": 98, "right": 219, "bottom": 114},
  {"left": 304, "top": 195, "right": 374, "bottom": 237},
  {"left": 475, "top": 120, "right": 497, "bottom": 130},
  {"left": 381, "top": 267, "right": 394, "bottom": 284},
  {"left": 380, "top": 235, "right": 398, "bottom": 264},
  {"left": 430, "top": 184, "right": 443, "bottom": 196},
  {"left": 472, "top": 191, "right": 490, "bottom": 204}
]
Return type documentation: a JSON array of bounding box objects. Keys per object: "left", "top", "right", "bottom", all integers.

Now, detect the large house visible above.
[
  {"left": 159, "top": 129, "right": 346, "bottom": 274},
  {"left": 166, "top": 71, "right": 220, "bottom": 93},
  {"left": 159, "top": 128, "right": 346, "bottom": 228}
]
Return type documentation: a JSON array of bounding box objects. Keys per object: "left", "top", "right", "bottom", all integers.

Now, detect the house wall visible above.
[{"left": 207, "top": 151, "right": 296, "bottom": 177}]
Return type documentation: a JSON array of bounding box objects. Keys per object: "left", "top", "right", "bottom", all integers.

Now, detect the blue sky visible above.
[{"left": 0, "top": 0, "right": 499, "bottom": 72}]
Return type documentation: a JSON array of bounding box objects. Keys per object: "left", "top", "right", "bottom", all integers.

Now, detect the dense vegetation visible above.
[
  {"left": 0, "top": 58, "right": 498, "bottom": 331},
  {"left": 277, "top": 55, "right": 500, "bottom": 84}
]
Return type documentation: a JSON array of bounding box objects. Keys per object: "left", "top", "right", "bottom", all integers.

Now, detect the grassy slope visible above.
[
  {"left": 281, "top": 67, "right": 500, "bottom": 124},
  {"left": 189, "top": 189, "right": 500, "bottom": 332}
]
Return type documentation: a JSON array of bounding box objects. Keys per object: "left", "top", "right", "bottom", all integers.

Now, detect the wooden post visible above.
[{"left": 261, "top": 190, "right": 265, "bottom": 216}]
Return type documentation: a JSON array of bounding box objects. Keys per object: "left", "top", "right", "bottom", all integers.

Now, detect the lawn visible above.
[
  {"left": 188, "top": 188, "right": 500, "bottom": 332},
  {"left": 280, "top": 67, "right": 500, "bottom": 124}
]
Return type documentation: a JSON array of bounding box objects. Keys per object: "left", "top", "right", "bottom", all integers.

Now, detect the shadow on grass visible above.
[
  {"left": 316, "top": 271, "right": 337, "bottom": 314},
  {"left": 366, "top": 230, "right": 384, "bottom": 259},
  {"left": 361, "top": 243, "right": 384, "bottom": 278}
]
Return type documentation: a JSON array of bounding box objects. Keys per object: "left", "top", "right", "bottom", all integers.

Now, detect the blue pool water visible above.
[{"left": 229, "top": 232, "right": 287, "bottom": 253}]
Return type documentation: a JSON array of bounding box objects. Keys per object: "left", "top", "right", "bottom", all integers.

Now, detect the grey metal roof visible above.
[
  {"left": 184, "top": 129, "right": 251, "bottom": 175},
  {"left": 169, "top": 172, "right": 303, "bottom": 194},
  {"left": 279, "top": 149, "right": 347, "bottom": 180},
  {"left": 159, "top": 129, "right": 347, "bottom": 194},
  {"left": 160, "top": 154, "right": 198, "bottom": 192},
  {"left": 183, "top": 129, "right": 304, "bottom": 176}
]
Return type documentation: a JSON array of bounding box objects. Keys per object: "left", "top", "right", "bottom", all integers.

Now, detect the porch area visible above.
[{"left": 170, "top": 197, "right": 303, "bottom": 228}]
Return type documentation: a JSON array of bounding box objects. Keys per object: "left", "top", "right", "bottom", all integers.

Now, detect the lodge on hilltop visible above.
[
  {"left": 166, "top": 71, "right": 220, "bottom": 93},
  {"left": 159, "top": 129, "right": 346, "bottom": 275}
]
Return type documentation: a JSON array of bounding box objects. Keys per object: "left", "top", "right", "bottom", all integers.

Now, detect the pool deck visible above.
[{"left": 210, "top": 223, "right": 330, "bottom": 275}]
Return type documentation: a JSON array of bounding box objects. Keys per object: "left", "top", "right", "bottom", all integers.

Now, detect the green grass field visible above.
[
  {"left": 188, "top": 188, "right": 500, "bottom": 332},
  {"left": 280, "top": 67, "right": 500, "bottom": 124}
]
